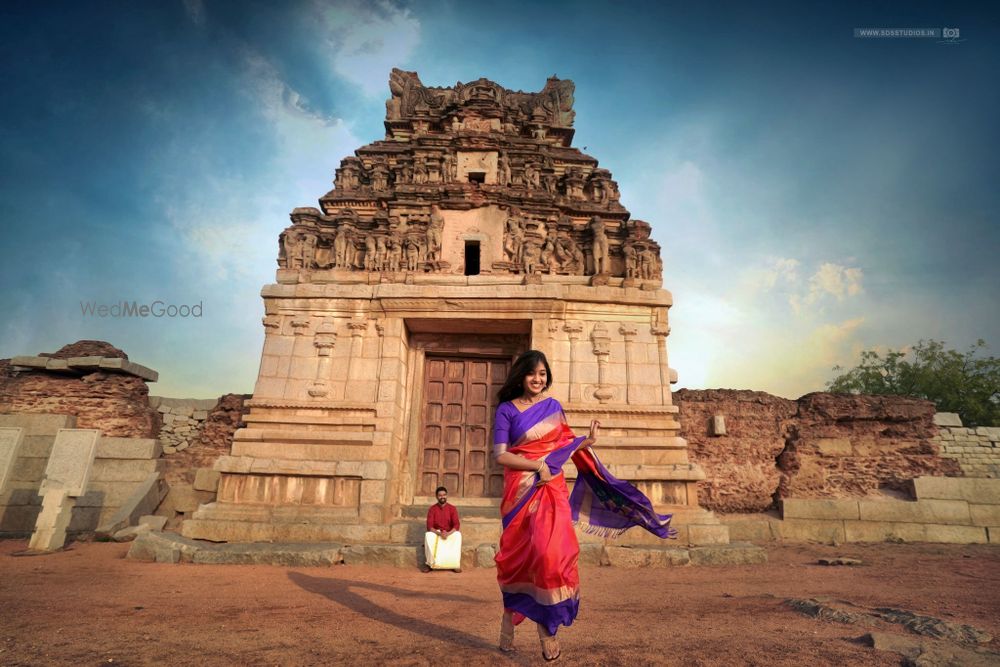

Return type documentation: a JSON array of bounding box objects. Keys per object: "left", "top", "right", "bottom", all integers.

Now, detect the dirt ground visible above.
[{"left": 0, "top": 539, "right": 997, "bottom": 666}]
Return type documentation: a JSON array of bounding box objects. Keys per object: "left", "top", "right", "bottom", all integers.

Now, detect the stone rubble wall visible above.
[
  {"left": 151, "top": 394, "right": 250, "bottom": 530},
  {"left": 932, "top": 413, "right": 1000, "bottom": 478},
  {"left": 676, "top": 390, "right": 964, "bottom": 513}
]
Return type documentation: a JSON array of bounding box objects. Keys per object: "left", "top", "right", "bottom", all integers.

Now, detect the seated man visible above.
[{"left": 423, "top": 485, "right": 461, "bottom": 573}]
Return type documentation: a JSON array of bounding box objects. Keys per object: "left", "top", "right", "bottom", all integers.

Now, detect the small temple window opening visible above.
[
  {"left": 464, "top": 241, "right": 481, "bottom": 275},
  {"left": 467, "top": 171, "right": 485, "bottom": 184}
]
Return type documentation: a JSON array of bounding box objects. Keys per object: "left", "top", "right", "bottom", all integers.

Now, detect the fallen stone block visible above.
[
  {"left": 113, "top": 524, "right": 151, "bottom": 542},
  {"left": 341, "top": 544, "right": 420, "bottom": 568},
  {"left": 689, "top": 543, "right": 768, "bottom": 566},
  {"left": 96, "top": 472, "right": 167, "bottom": 535},
  {"left": 192, "top": 543, "right": 343, "bottom": 567},
  {"left": 138, "top": 515, "right": 168, "bottom": 531}
]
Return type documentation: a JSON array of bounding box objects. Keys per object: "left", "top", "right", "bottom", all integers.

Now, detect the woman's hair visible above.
[{"left": 497, "top": 350, "right": 553, "bottom": 403}]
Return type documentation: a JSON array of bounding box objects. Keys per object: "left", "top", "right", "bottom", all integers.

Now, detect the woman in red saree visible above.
[{"left": 492, "top": 350, "right": 678, "bottom": 660}]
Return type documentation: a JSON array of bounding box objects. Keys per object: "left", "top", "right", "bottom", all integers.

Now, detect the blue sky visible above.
[{"left": 1, "top": 1, "right": 997, "bottom": 399}]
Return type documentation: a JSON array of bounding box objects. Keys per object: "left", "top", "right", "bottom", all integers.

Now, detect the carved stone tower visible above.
[{"left": 183, "top": 70, "right": 730, "bottom": 548}]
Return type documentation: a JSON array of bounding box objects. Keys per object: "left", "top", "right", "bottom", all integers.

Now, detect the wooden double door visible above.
[{"left": 418, "top": 354, "right": 509, "bottom": 497}]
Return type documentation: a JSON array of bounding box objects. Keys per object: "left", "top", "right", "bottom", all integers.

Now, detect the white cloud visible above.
[
  {"left": 315, "top": 0, "right": 421, "bottom": 97},
  {"left": 790, "top": 262, "right": 864, "bottom": 313}
]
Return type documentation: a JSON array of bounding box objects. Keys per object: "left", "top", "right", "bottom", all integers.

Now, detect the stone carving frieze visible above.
[{"left": 275, "top": 71, "right": 664, "bottom": 287}]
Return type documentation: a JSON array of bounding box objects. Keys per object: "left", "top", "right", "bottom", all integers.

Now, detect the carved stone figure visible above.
[
  {"left": 543, "top": 173, "right": 558, "bottom": 194},
  {"left": 413, "top": 158, "right": 428, "bottom": 184},
  {"left": 404, "top": 237, "right": 421, "bottom": 271},
  {"left": 590, "top": 216, "right": 609, "bottom": 275},
  {"left": 497, "top": 152, "right": 511, "bottom": 187},
  {"left": 364, "top": 234, "right": 378, "bottom": 271},
  {"left": 442, "top": 153, "right": 455, "bottom": 183},
  {"left": 624, "top": 244, "right": 639, "bottom": 278},
  {"left": 281, "top": 231, "right": 300, "bottom": 269},
  {"left": 371, "top": 164, "right": 389, "bottom": 191},
  {"left": 522, "top": 239, "right": 542, "bottom": 275},
  {"left": 376, "top": 235, "right": 388, "bottom": 271},
  {"left": 540, "top": 228, "right": 558, "bottom": 271},
  {"left": 523, "top": 161, "right": 540, "bottom": 190},
  {"left": 388, "top": 236, "right": 402, "bottom": 272},
  {"left": 426, "top": 205, "right": 444, "bottom": 262},
  {"left": 333, "top": 227, "right": 351, "bottom": 269},
  {"left": 503, "top": 209, "right": 525, "bottom": 264},
  {"left": 301, "top": 233, "right": 317, "bottom": 269}
]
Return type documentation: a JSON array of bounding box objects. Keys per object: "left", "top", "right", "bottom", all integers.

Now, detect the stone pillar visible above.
[
  {"left": 619, "top": 323, "right": 638, "bottom": 405},
  {"left": 308, "top": 320, "right": 338, "bottom": 398},
  {"left": 651, "top": 308, "right": 671, "bottom": 406},
  {"left": 563, "top": 321, "right": 583, "bottom": 403},
  {"left": 591, "top": 322, "right": 613, "bottom": 404},
  {"left": 345, "top": 319, "right": 369, "bottom": 388}
]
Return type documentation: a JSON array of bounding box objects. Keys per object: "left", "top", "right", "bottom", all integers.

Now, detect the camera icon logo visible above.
[{"left": 943, "top": 27, "right": 960, "bottom": 39}]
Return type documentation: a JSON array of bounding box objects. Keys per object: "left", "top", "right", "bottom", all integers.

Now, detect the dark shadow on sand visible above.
[{"left": 288, "top": 571, "right": 514, "bottom": 656}]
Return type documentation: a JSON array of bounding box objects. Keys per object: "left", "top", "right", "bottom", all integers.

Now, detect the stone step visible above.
[{"left": 127, "top": 532, "right": 766, "bottom": 568}]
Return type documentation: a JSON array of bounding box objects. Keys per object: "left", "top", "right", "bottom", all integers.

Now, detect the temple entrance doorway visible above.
[
  {"left": 418, "top": 354, "right": 508, "bottom": 497},
  {"left": 407, "top": 321, "right": 529, "bottom": 498}
]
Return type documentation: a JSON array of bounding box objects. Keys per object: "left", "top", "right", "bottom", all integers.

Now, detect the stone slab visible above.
[
  {"left": 778, "top": 518, "right": 846, "bottom": 543},
  {"left": 28, "top": 487, "right": 74, "bottom": 551},
  {"left": 844, "top": 520, "right": 929, "bottom": 543},
  {"left": 193, "top": 468, "right": 221, "bottom": 492},
  {"left": 342, "top": 544, "right": 421, "bottom": 568},
  {"left": 0, "top": 413, "right": 77, "bottom": 435},
  {"left": 90, "top": 459, "right": 164, "bottom": 483},
  {"left": 933, "top": 412, "right": 963, "bottom": 427},
  {"left": 139, "top": 514, "right": 168, "bottom": 531},
  {"left": 922, "top": 524, "right": 988, "bottom": 544},
  {"left": 193, "top": 543, "right": 344, "bottom": 566},
  {"left": 781, "top": 499, "right": 860, "bottom": 521},
  {"left": 96, "top": 472, "right": 168, "bottom": 535},
  {"left": 858, "top": 499, "right": 971, "bottom": 525},
  {"left": 96, "top": 438, "right": 161, "bottom": 460},
  {"left": 970, "top": 505, "right": 1000, "bottom": 527},
  {"left": 42, "top": 429, "right": 99, "bottom": 496},
  {"left": 719, "top": 515, "right": 779, "bottom": 542},
  {"left": 688, "top": 543, "right": 769, "bottom": 566},
  {"left": 913, "top": 477, "right": 1000, "bottom": 504},
  {"left": 126, "top": 531, "right": 206, "bottom": 563},
  {"left": 602, "top": 545, "right": 691, "bottom": 568},
  {"left": 0, "top": 427, "right": 25, "bottom": 491}
]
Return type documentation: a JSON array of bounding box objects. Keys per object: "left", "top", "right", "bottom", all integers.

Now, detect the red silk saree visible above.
[{"left": 492, "top": 397, "right": 677, "bottom": 635}]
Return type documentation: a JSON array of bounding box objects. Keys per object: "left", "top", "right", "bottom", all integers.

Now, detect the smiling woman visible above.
[{"left": 490, "top": 349, "right": 678, "bottom": 660}]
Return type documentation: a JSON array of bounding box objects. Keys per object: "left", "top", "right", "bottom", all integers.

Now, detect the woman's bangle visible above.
[{"left": 536, "top": 462, "right": 545, "bottom": 473}]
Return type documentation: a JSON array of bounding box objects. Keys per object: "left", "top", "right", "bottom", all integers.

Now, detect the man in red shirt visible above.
[{"left": 423, "top": 486, "right": 462, "bottom": 573}]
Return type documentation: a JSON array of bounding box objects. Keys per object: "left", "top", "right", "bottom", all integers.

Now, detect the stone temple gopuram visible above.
[{"left": 183, "top": 69, "right": 733, "bottom": 550}]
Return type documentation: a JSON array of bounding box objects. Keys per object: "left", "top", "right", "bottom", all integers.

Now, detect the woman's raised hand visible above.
[{"left": 588, "top": 419, "right": 601, "bottom": 443}]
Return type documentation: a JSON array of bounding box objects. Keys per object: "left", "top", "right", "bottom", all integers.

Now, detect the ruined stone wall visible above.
[
  {"left": 674, "top": 389, "right": 795, "bottom": 513},
  {"left": 933, "top": 413, "right": 1000, "bottom": 478},
  {"left": 677, "top": 390, "right": 963, "bottom": 512},
  {"left": 0, "top": 341, "right": 160, "bottom": 438},
  {"left": 155, "top": 394, "right": 250, "bottom": 487}
]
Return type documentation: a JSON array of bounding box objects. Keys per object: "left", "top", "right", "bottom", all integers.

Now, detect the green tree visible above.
[{"left": 826, "top": 339, "right": 1000, "bottom": 427}]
